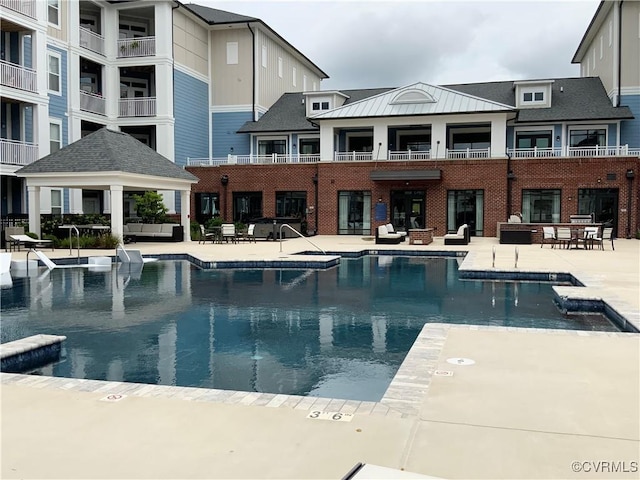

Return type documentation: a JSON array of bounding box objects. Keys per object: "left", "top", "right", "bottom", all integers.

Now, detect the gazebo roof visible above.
[{"left": 18, "top": 128, "right": 198, "bottom": 187}]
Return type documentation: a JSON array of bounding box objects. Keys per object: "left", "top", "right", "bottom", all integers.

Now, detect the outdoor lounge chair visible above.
[
  {"left": 8, "top": 234, "right": 54, "bottom": 251},
  {"left": 444, "top": 224, "right": 469, "bottom": 245},
  {"left": 555, "top": 227, "right": 572, "bottom": 249},
  {"left": 385, "top": 223, "right": 407, "bottom": 241},
  {"left": 541, "top": 226, "right": 556, "bottom": 248},
  {"left": 375, "top": 225, "right": 403, "bottom": 244}
]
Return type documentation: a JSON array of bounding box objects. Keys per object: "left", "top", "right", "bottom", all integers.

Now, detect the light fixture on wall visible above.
[
  {"left": 556, "top": 135, "right": 561, "bottom": 142},
  {"left": 221, "top": 175, "right": 229, "bottom": 186},
  {"left": 507, "top": 170, "right": 516, "bottom": 181}
]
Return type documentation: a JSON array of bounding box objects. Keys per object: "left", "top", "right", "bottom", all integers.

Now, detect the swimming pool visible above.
[{"left": 0, "top": 256, "right": 620, "bottom": 401}]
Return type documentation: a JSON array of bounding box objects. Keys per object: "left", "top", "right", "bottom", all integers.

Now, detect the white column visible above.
[
  {"left": 373, "top": 121, "right": 388, "bottom": 160},
  {"left": 33, "top": 28, "right": 48, "bottom": 98},
  {"left": 68, "top": 52, "right": 81, "bottom": 116},
  {"left": 154, "top": 3, "right": 173, "bottom": 58},
  {"left": 110, "top": 185, "right": 124, "bottom": 239},
  {"left": 155, "top": 62, "right": 174, "bottom": 120},
  {"left": 319, "top": 123, "right": 334, "bottom": 161},
  {"left": 104, "top": 64, "right": 120, "bottom": 119},
  {"left": 181, "top": 189, "right": 191, "bottom": 242},
  {"left": 431, "top": 119, "right": 447, "bottom": 159},
  {"left": 27, "top": 185, "right": 41, "bottom": 236},
  {"left": 490, "top": 117, "right": 507, "bottom": 158},
  {"left": 68, "top": 189, "right": 83, "bottom": 214}
]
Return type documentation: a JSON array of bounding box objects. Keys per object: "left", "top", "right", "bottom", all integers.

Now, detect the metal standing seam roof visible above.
[
  {"left": 309, "top": 83, "right": 516, "bottom": 120},
  {"left": 17, "top": 128, "right": 198, "bottom": 183}
]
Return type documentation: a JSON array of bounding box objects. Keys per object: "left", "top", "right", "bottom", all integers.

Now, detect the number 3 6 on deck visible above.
[{"left": 306, "top": 411, "right": 354, "bottom": 422}]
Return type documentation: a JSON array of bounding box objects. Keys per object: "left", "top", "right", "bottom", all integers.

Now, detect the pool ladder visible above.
[{"left": 278, "top": 224, "right": 326, "bottom": 254}]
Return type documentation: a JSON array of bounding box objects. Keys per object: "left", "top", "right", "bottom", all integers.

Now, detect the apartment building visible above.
[{"left": 1, "top": 0, "right": 326, "bottom": 220}]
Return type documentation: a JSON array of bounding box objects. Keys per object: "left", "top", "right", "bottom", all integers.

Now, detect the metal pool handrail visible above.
[{"left": 278, "top": 224, "right": 326, "bottom": 254}]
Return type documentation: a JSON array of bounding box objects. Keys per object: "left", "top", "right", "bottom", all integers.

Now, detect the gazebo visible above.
[{"left": 17, "top": 128, "right": 198, "bottom": 241}]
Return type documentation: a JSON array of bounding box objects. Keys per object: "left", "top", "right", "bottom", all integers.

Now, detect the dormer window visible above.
[
  {"left": 523, "top": 91, "right": 544, "bottom": 103},
  {"left": 312, "top": 101, "right": 330, "bottom": 111}
]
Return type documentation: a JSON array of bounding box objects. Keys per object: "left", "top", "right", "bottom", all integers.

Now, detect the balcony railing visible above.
[
  {"left": 119, "top": 97, "right": 156, "bottom": 117},
  {"left": 507, "top": 145, "right": 633, "bottom": 158},
  {"left": 117, "top": 37, "right": 156, "bottom": 58},
  {"left": 80, "top": 90, "right": 106, "bottom": 116},
  {"left": 334, "top": 151, "right": 373, "bottom": 162},
  {"left": 446, "top": 148, "right": 491, "bottom": 159},
  {"left": 388, "top": 150, "right": 431, "bottom": 161},
  {"left": 79, "top": 27, "right": 105, "bottom": 56},
  {"left": 0, "top": 0, "right": 36, "bottom": 18},
  {"left": 1, "top": 138, "right": 38, "bottom": 166},
  {"left": 1, "top": 60, "right": 37, "bottom": 93},
  {"left": 187, "top": 153, "right": 321, "bottom": 166}
]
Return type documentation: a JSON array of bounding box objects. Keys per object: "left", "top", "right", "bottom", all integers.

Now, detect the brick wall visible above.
[{"left": 187, "top": 156, "right": 640, "bottom": 237}]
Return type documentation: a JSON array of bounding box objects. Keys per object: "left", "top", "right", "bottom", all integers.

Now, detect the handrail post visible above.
[{"left": 278, "top": 223, "right": 326, "bottom": 254}]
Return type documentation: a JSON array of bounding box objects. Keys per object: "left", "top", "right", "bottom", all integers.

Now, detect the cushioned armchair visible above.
[
  {"left": 444, "top": 224, "right": 469, "bottom": 245},
  {"left": 375, "top": 225, "right": 403, "bottom": 244}
]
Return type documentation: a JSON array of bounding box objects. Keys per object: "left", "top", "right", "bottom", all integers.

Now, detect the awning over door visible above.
[{"left": 370, "top": 169, "right": 441, "bottom": 181}]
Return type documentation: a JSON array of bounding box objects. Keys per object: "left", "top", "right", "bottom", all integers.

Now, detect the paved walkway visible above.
[{"left": 2, "top": 236, "right": 639, "bottom": 479}]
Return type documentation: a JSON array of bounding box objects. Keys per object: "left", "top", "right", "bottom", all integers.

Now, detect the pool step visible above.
[{"left": 0, "top": 334, "right": 67, "bottom": 373}]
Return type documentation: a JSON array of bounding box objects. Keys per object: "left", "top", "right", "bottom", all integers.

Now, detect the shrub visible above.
[{"left": 132, "top": 192, "right": 168, "bottom": 224}]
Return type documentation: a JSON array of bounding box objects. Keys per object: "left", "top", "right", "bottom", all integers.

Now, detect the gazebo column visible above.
[
  {"left": 110, "top": 185, "right": 124, "bottom": 240},
  {"left": 180, "top": 190, "right": 191, "bottom": 242},
  {"left": 27, "top": 186, "right": 41, "bottom": 237}
]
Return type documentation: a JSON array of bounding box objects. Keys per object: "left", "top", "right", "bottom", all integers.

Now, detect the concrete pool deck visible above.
[{"left": 2, "top": 236, "right": 639, "bottom": 479}]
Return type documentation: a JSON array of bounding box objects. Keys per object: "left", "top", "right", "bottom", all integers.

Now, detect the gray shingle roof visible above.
[
  {"left": 445, "top": 77, "right": 633, "bottom": 122},
  {"left": 238, "top": 88, "right": 394, "bottom": 133},
  {"left": 18, "top": 128, "right": 198, "bottom": 182},
  {"left": 182, "top": 3, "right": 258, "bottom": 23},
  {"left": 239, "top": 77, "right": 632, "bottom": 134}
]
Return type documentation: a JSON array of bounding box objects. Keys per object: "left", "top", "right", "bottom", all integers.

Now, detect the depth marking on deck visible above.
[
  {"left": 306, "top": 411, "right": 354, "bottom": 422},
  {"left": 100, "top": 394, "right": 127, "bottom": 402},
  {"left": 434, "top": 370, "right": 454, "bottom": 377}
]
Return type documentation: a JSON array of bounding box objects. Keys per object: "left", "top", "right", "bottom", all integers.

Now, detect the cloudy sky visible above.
[{"left": 196, "top": 0, "right": 600, "bottom": 89}]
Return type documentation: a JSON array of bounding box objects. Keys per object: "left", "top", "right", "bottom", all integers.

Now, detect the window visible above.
[
  {"left": 233, "top": 192, "right": 262, "bottom": 223},
  {"left": 569, "top": 128, "right": 606, "bottom": 147},
  {"left": 578, "top": 188, "right": 619, "bottom": 235},
  {"left": 262, "top": 45, "right": 267, "bottom": 68},
  {"left": 51, "top": 189, "right": 63, "bottom": 216},
  {"left": 292, "top": 67, "right": 296, "bottom": 87},
  {"left": 48, "top": 53, "right": 61, "bottom": 93},
  {"left": 312, "top": 102, "right": 320, "bottom": 110},
  {"left": 226, "top": 42, "right": 238, "bottom": 65},
  {"left": 258, "top": 139, "right": 286, "bottom": 155},
  {"left": 299, "top": 138, "right": 319, "bottom": 154},
  {"left": 338, "top": 191, "right": 371, "bottom": 235},
  {"left": 321, "top": 101, "right": 329, "bottom": 110},
  {"left": 523, "top": 91, "right": 544, "bottom": 103},
  {"left": 48, "top": 0, "right": 59, "bottom": 26},
  {"left": 450, "top": 127, "right": 490, "bottom": 150},
  {"left": 522, "top": 189, "right": 561, "bottom": 223},
  {"left": 276, "top": 192, "right": 307, "bottom": 218},
  {"left": 398, "top": 132, "right": 431, "bottom": 151},
  {"left": 278, "top": 57, "right": 283, "bottom": 78},
  {"left": 195, "top": 193, "right": 219, "bottom": 224},
  {"left": 515, "top": 130, "right": 552, "bottom": 149},
  {"left": 49, "top": 121, "right": 61, "bottom": 153},
  {"left": 447, "top": 190, "right": 484, "bottom": 236}
]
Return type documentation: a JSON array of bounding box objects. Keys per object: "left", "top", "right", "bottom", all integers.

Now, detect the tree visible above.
[{"left": 132, "top": 191, "right": 168, "bottom": 224}]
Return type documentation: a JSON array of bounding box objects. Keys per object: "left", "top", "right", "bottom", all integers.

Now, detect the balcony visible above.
[
  {"left": 388, "top": 150, "right": 431, "bottom": 161},
  {"left": 117, "top": 37, "right": 156, "bottom": 58},
  {"left": 0, "top": 0, "right": 36, "bottom": 18},
  {"left": 507, "top": 145, "right": 635, "bottom": 158},
  {"left": 1, "top": 60, "right": 37, "bottom": 93},
  {"left": 446, "top": 148, "right": 491, "bottom": 159},
  {"left": 80, "top": 91, "right": 106, "bottom": 116},
  {"left": 119, "top": 97, "right": 156, "bottom": 117},
  {"left": 1, "top": 139, "right": 38, "bottom": 166},
  {"left": 187, "top": 153, "right": 321, "bottom": 167},
  {"left": 79, "top": 27, "right": 105, "bottom": 56}
]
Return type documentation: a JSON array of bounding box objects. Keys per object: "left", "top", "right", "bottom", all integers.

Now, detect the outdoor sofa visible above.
[{"left": 123, "top": 223, "right": 183, "bottom": 242}]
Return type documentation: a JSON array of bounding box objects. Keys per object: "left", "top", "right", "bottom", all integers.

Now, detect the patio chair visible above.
[
  {"left": 582, "top": 226, "right": 599, "bottom": 250},
  {"left": 8, "top": 233, "right": 54, "bottom": 251},
  {"left": 444, "top": 224, "right": 469, "bottom": 245},
  {"left": 556, "top": 227, "right": 572, "bottom": 249},
  {"left": 593, "top": 227, "right": 614, "bottom": 250},
  {"left": 245, "top": 224, "right": 257, "bottom": 243},
  {"left": 375, "top": 225, "right": 403, "bottom": 244},
  {"left": 541, "top": 226, "right": 556, "bottom": 248},
  {"left": 385, "top": 223, "right": 407, "bottom": 241},
  {"left": 199, "top": 224, "right": 215, "bottom": 244},
  {"left": 221, "top": 223, "right": 237, "bottom": 243}
]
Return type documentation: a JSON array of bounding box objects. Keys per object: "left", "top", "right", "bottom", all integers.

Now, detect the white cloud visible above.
[{"left": 196, "top": 0, "right": 599, "bottom": 88}]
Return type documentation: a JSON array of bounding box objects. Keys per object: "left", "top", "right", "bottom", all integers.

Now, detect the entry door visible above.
[{"left": 390, "top": 191, "right": 425, "bottom": 230}]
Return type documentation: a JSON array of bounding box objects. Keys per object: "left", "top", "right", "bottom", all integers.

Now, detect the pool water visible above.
[{"left": 0, "top": 256, "right": 619, "bottom": 401}]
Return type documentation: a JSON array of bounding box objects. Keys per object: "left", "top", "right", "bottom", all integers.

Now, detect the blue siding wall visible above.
[
  {"left": 47, "top": 45, "right": 69, "bottom": 212},
  {"left": 212, "top": 111, "right": 252, "bottom": 157},
  {"left": 174, "top": 69, "right": 209, "bottom": 166},
  {"left": 620, "top": 95, "right": 640, "bottom": 148},
  {"left": 607, "top": 124, "right": 617, "bottom": 146}
]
